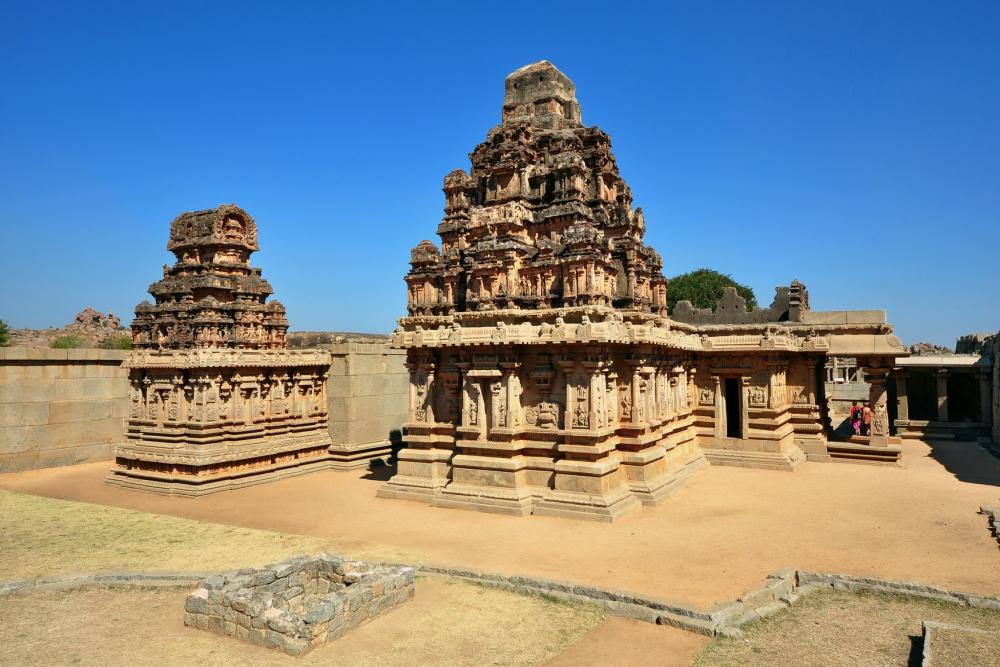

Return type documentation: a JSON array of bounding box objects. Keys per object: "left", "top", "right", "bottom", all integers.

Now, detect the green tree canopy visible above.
[
  {"left": 666, "top": 268, "right": 758, "bottom": 313},
  {"left": 0, "top": 319, "right": 9, "bottom": 347}
]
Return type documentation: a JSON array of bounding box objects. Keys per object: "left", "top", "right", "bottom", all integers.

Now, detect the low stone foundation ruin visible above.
[{"left": 183, "top": 553, "right": 416, "bottom": 657}]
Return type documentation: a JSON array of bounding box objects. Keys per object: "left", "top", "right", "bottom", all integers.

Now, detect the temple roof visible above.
[{"left": 167, "top": 203, "right": 259, "bottom": 252}]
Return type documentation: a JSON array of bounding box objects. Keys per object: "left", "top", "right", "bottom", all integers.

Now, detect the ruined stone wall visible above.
[
  {"left": 0, "top": 348, "right": 129, "bottom": 472},
  {"left": 324, "top": 342, "right": 407, "bottom": 467},
  {"left": 0, "top": 345, "right": 408, "bottom": 473}
]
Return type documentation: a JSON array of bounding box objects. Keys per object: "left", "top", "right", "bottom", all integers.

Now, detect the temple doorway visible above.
[{"left": 724, "top": 378, "right": 742, "bottom": 438}]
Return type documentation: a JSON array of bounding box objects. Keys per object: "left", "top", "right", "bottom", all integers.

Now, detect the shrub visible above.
[
  {"left": 50, "top": 334, "right": 86, "bottom": 349},
  {"left": 99, "top": 334, "right": 132, "bottom": 350},
  {"left": 0, "top": 319, "right": 9, "bottom": 347},
  {"left": 666, "top": 268, "right": 757, "bottom": 314}
]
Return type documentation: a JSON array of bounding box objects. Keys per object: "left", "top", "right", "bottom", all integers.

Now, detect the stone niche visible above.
[
  {"left": 107, "top": 205, "right": 335, "bottom": 495},
  {"left": 183, "top": 553, "right": 416, "bottom": 657}
]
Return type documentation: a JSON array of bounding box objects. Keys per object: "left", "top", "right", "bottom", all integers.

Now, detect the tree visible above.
[
  {"left": 666, "top": 268, "right": 757, "bottom": 314},
  {"left": 0, "top": 319, "right": 8, "bottom": 346}
]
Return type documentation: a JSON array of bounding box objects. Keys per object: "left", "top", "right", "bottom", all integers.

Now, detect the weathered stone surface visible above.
[
  {"left": 381, "top": 61, "right": 906, "bottom": 521},
  {"left": 182, "top": 552, "right": 415, "bottom": 657},
  {"left": 107, "top": 205, "right": 334, "bottom": 495}
]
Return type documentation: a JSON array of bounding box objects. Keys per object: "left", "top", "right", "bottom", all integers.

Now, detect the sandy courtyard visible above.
[{"left": 2, "top": 439, "right": 998, "bottom": 608}]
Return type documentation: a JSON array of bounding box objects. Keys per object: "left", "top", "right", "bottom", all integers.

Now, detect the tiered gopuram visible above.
[
  {"left": 108, "top": 204, "right": 334, "bottom": 495},
  {"left": 381, "top": 61, "right": 907, "bottom": 520}
]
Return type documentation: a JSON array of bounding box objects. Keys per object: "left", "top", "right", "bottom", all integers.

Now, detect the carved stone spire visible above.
[
  {"left": 130, "top": 204, "right": 289, "bottom": 350},
  {"left": 405, "top": 61, "right": 668, "bottom": 317}
]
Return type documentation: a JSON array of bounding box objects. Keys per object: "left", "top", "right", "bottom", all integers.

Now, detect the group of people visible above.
[{"left": 849, "top": 401, "right": 873, "bottom": 436}]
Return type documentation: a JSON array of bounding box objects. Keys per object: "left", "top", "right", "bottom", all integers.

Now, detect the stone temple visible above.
[
  {"left": 107, "top": 205, "right": 334, "bottom": 495},
  {"left": 380, "top": 61, "right": 907, "bottom": 521}
]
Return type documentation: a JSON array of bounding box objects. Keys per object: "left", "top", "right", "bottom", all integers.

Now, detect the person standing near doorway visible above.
[
  {"left": 849, "top": 401, "right": 862, "bottom": 435},
  {"left": 862, "top": 402, "right": 873, "bottom": 436}
]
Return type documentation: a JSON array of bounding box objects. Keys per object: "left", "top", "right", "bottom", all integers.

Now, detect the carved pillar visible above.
[
  {"left": 896, "top": 371, "right": 909, "bottom": 422},
  {"left": 605, "top": 370, "right": 618, "bottom": 426},
  {"left": 631, "top": 365, "right": 643, "bottom": 426},
  {"left": 713, "top": 375, "right": 724, "bottom": 438},
  {"left": 936, "top": 369, "right": 949, "bottom": 422},
  {"left": 978, "top": 370, "right": 991, "bottom": 426},
  {"left": 740, "top": 376, "right": 751, "bottom": 439},
  {"left": 687, "top": 367, "right": 697, "bottom": 412},
  {"left": 865, "top": 362, "right": 891, "bottom": 447}
]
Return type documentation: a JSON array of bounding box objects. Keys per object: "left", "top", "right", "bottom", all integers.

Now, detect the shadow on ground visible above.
[
  {"left": 906, "top": 634, "right": 924, "bottom": 667},
  {"left": 361, "top": 461, "right": 396, "bottom": 483},
  {"left": 924, "top": 440, "right": 1000, "bottom": 487}
]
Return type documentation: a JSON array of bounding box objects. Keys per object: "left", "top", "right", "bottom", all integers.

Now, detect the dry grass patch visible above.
[
  {"left": 694, "top": 589, "right": 1000, "bottom": 666},
  {"left": 0, "top": 489, "right": 329, "bottom": 579},
  {"left": 926, "top": 623, "right": 1000, "bottom": 666},
  {"left": 0, "top": 578, "right": 605, "bottom": 666}
]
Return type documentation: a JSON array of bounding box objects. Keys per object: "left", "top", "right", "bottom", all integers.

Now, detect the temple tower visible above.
[
  {"left": 380, "top": 62, "right": 695, "bottom": 521},
  {"left": 108, "top": 205, "right": 334, "bottom": 495}
]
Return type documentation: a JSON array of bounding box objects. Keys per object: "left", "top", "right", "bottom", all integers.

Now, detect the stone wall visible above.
[
  {"left": 183, "top": 553, "right": 416, "bottom": 657},
  {"left": 0, "top": 344, "right": 408, "bottom": 474},
  {"left": 324, "top": 342, "right": 407, "bottom": 468},
  {"left": 0, "top": 348, "right": 129, "bottom": 472}
]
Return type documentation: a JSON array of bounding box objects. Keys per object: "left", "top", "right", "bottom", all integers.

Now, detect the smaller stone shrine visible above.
[{"left": 107, "top": 205, "right": 334, "bottom": 495}]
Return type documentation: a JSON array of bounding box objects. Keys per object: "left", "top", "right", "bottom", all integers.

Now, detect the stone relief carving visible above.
[{"left": 699, "top": 387, "right": 714, "bottom": 406}]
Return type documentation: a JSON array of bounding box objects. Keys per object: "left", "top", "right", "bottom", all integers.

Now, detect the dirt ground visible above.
[
  {"left": 2, "top": 439, "right": 998, "bottom": 608},
  {"left": 544, "top": 617, "right": 708, "bottom": 667},
  {"left": 0, "top": 578, "right": 606, "bottom": 667},
  {"left": 693, "top": 589, "right": 1000, "bottom": 666}
]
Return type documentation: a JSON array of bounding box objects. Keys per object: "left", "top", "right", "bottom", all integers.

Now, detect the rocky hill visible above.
[{"left": 10, "top": 308, "right": 129, "bottom": 348}]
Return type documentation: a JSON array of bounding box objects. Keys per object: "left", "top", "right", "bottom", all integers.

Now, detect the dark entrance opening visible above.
[
  {"left": 908, "top": 371, "right": 937, "bottom": 420},
  {"left": 725, "top": 378, "right": 742, "bottom": 438},
  {"left": 947, "top": 373, "right": 979, "bottom": 422}
]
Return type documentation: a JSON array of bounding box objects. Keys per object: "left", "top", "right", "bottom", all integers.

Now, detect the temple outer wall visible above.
[
  {"left": 0, "top": 343, "right": 408, "bottom": 474},
  {"left": 324, "top": 342, "right": 407, "bottom": 468},
  {"left": 0, "top": 348, "right": 129, "bottom": 472}
]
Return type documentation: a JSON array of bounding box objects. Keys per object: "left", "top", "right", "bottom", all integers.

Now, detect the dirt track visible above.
[{"left": 2, "top": 439, "right": 998, "bottom": 608}]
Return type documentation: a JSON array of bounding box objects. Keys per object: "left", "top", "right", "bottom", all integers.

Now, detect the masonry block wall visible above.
[
  {"left": 324, "top": 342, "right": 408, "bottom": 469},
  {"left": 0, "top": 344, "right": 408, "bottom": 474},
  {"left": 0, "top": 348, "right": 129, "bottom": 472}
]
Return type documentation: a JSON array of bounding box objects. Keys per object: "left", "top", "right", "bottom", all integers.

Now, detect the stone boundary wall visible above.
[
  {"left": 3, "top": 564, "right": 998, "bottom": 641},
  {"left": 0, "top": 571, "right": 210, "bottom": 596},
  {"left": 0, "top": 344, "right": 408, "bottom": 474},
  {"left": 0, "top": 348, "right": 129, "bottom": 472},
  {"left": 410, "top": 564, "right": 1000, "bottom": 637},
  {"left": 324, "top": 342, "right": 407, "bottom": 469}
]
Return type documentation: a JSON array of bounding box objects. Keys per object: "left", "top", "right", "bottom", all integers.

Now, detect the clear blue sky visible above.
[{"left": 1, "top": 1, "right": 997, "bottom": 347}]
